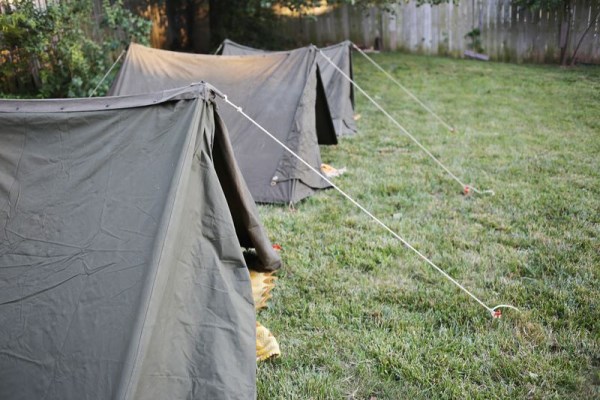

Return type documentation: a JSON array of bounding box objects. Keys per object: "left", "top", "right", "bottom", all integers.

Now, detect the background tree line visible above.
[
  {"left": 0, "top": 0, "right": 151, "bottom": 97},
  {"left": 0, "top": 0, "right": 595, "bottom": 98}
]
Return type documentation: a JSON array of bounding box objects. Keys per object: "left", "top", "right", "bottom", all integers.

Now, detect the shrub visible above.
[{"left": 0, "top": 0, "right": 151, "bottom": 98}]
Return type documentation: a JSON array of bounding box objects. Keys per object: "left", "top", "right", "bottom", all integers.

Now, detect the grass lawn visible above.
[{"left": 255, "top": 53, "right": 600, "bottom": 399}]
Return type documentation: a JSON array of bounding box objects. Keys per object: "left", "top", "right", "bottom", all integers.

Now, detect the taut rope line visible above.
[
  {"left": 352, "top": 43, "right": 456, "bottom": 133},
  {"left": 318, "top": 49, "right": 494, "bottom": 196},
  {"left": 218, "top": 92, "right": 515, "bottom": 318},
  {"left": 89, "top": 49, "right": 126, "bottom": 98}
]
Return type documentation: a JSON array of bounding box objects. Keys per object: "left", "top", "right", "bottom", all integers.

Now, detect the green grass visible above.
[{"left": 255, "top": 53, "right": 600, "bottom": 399}]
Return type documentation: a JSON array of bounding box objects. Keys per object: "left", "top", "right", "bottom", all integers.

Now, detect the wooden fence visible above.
[{"left": 278, "top": 0, "right": 600, "bottom": 64}]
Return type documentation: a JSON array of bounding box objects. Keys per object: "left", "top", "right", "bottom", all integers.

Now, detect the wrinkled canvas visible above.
[
  {"left": 221, "top": 40, "right": 357, "bottom": 138},
  {"left": 109, "top": 43, "right": 336, "bottom": 204},
  {"left": 0, "top": 84, "right": 278, "bottom": 399}
]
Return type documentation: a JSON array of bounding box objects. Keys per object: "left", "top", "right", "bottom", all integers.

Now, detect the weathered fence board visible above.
[{"left": 278, "top": 0, "right": 600, "bottom": 64}]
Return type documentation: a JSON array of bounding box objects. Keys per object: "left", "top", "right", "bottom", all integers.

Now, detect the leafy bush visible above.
[
  {"left": 465, "top": 28, "right": 484, "bottom": 54},
  {"left": 0, "top": 0, "right": 151, "bottom": 98}
]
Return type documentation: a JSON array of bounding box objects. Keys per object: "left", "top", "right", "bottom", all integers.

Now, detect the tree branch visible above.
[{"left": 570, "top": 9, "right": 600, "bottom": 66}]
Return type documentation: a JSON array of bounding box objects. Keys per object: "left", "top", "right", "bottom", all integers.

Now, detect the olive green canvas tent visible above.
[
  {"left": 109, "top": 43, "right": 337, "bottom": 204},
  {"left": 220, "top": 39, "right": 357, "bottom": 138},
  {"left": 0, "top": 84, "right": 280, "bottom": 400}
]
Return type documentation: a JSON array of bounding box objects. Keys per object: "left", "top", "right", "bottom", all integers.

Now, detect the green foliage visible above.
[
  {"left": 277, "top": 0, "right": 323, "bottom": 11},
  {"left": 465, "top": 28, "right": 484, "bottom": 53},
  {"left": 208, "top": 1, "right": 454, "bottom": 50},
  {"left": 282, "top": 0, "right": 458, "bottom": 11},
  {"left": 218, "top": 0, "right": 455, "bottom": 49},
  {"left": 0, "top": 0, "right": 151, "bottom": 98},
  {"left": 209, "top": 0, "right": 295, "bottom": 50},
  {"left": 512, "top": 0, "right": 568, "bottom": 11}
]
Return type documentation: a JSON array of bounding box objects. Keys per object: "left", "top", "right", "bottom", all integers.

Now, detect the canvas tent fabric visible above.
[
  {"left": 0, "top": 84, "right": 280, "bottom": 399},
  {"left": 221, "top": 39, "right": 357, "bottom": 138},
  {"left": 109, "top": 43, "right": 337, "bottom": 204}
]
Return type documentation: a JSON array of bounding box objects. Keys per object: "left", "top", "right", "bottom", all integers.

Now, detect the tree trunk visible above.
[
  {"left": 208, "top": 0, "right": 249, "bottom": 50},
  {"left": 188, "top": 0, "right": 210, "bottom": 53},
  {"left": 208, "top": 0, "right": 225, "bottom": 49},
  {"left": 559, "top": 2, "right": 572, "bottom": 66},
  {"left": 570, "top": 9, "right": 600, "bottom": 66},
  {"left": 165, "top": 0, "right": 182, "bottom": 50}
]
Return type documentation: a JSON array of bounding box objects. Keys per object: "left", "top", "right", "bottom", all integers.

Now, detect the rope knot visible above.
[{"left": 490, "top": 305, "right": 519, "bottom": 319}]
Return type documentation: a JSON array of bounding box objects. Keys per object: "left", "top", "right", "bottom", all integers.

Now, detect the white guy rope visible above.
[
  {"left": 89, "top": 49, "right": 126, "bottom": 98},
  {"left": 353, "top": 43, "right": 456, "bottom": 133},
  {"left": 318, "top": 49, "right": 494, "bottom": 196},
  {"left": 219, "top": 93, "right": 516, "bottom": 318},
  {"left": 214, "top": 43, "right": 223, "bottom": 55}
]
